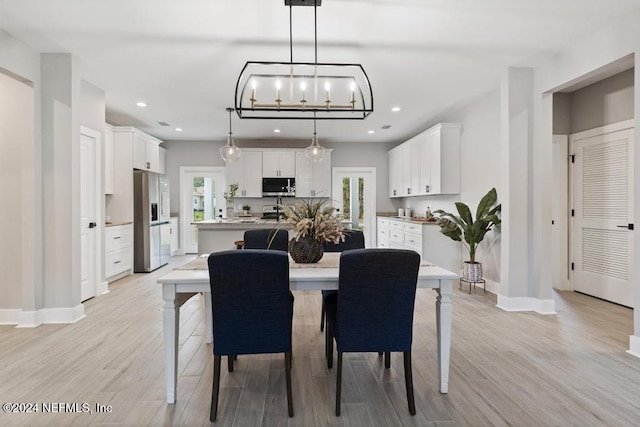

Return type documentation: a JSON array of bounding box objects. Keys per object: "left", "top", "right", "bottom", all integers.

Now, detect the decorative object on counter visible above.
[
  {"left": 224, "top": 183, "right": 239, "bottom": 217},
  {"left": 220, "top": 107, "right": 241, "bottom": 163},
  {"left": 242, "top": 205, "right": 251, "bottom": 216},
  {"left": 405, "top": 208, "right": 412, "bottom": 218},
  {"left": 434, "top": 188, "right": 501, "bottom": 282},
  {"left": 398, "top": 208, "right": 405, "bottom": 217},
  {"left": 283, "top": 198, "right": 345, "bottom": 263},
  {"left": 305, "top": 112, "right": 325, "bottom": 162},
  {"left": 425, "top": 206, "right": 433, "bottom": 220},
  {"left": 234, "top": 0, "right": 373, "bottom": 120}
]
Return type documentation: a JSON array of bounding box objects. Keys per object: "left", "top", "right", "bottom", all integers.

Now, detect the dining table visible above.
[{"left": 157, "top": 252, "right": 459, "bottom": 404}]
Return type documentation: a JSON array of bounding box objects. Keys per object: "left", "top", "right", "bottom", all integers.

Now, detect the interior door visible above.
[
  {"left": 80, "top": 130, "right": 98, "bottom": 302},
  {"left": 571, "top": 127, "right": 634, "bottom": 307},
  {"left": 331, "top": 167, "right": 376, "bottom": 247}
]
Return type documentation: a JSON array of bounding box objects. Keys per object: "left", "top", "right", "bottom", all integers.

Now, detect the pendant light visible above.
[
  {"left": 305, "top": 113, "right": 325, "bottom": 162},
  {"left": 220, "top": 107, "right": 241, "bottom": 163}
]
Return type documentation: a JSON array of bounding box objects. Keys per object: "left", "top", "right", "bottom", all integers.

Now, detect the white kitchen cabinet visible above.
[
  {"left": 104, "top": 124, "right": 114, "bottom": 195},
  {"left": 158, "top": 147, "right": 166, "bottom": 175},
  {"left": 294, "top": 150, "right": 332, "bottom": 198},
  {"left": 388, "top": 146, "right": 402, "bottom": 197},
  {"left": 388, "top": 123, "right": 461, "bottom": 197},
  {"left": 132, "top": 129, "right": 162, "bottom": 173},
  {"left": 226, "top": 150, "right": 263, "bottom": 197},
  {"left": 263, "top": 151, "right": 296, "bottom": 177},
  {"left": 376, "top": 217, "right": 460, "bottom": 272},
  {"left": 104, "top": 223, "right": 133, "bottom": 281},
  {"left": 169, "top": 217, "right": 179, "bottom": 255}
]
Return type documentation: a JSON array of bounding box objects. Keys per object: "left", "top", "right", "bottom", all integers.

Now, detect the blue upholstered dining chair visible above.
[
  {"left": 324, "top": 248, "right": 420, "bottom": 416},
  {"left": 207, "top": 250, "right": 293, "bottom": 421},
  {"left": 319, "top": 229, "right": 365, "bottom": 331},
  {"left": 243, "top": 228, "right": 289, "bottom": 251}
]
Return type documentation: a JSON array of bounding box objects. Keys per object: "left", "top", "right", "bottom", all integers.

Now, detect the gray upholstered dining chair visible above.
[
  {"left": 324, "top": 248, "right": 420, "bottom": 416},
  {"left": 319, "top": 229, "right": 365, "bottom": 331},
  {"left": 207, "top": 250, "right": 294, "bottom": 421}
]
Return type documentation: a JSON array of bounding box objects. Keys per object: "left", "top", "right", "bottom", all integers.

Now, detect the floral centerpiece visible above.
[{"left": 282, "top": 198, "right": 345, "bottom": 263}]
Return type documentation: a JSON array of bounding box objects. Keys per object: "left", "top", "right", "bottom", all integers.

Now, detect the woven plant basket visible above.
[
  {"left": 463, "top": 262, "right": 483, "bottom": 282},
  {"left": 289, "top": 236, "right": 324, "bottom": 263}
]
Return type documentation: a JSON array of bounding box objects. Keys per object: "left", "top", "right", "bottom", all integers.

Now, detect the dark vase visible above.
[{"left": 289, "top": 236, "right": 324, "bottom": 263}]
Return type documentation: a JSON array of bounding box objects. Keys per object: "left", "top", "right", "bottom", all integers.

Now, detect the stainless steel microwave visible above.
[{"left": 262, "top": 177, "right": 295, "bottom": 197}]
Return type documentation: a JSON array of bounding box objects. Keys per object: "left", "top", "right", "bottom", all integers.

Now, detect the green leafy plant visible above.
[
  {"left": 224, "top": 183, "right": 238, "bottom": 203},
  {"left": 434, "top": 188, "right": 501, "bottom": 263},
  {"left": 242, "top": 205, "right": 251, "bottom": 211}
]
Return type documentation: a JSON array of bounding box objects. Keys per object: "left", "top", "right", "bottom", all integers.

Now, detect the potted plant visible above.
[
  {"left": 242, "top": 204, "right": 251, "bottom": 215},
  {"left": 224, "top": 183, "right": 238, "bottom": 217},
  {"left": 282, "top": 198, "right": 345, "bottom": 263},
  {"left": 434, "top": 188, "right": 501, "bottom": 282}
]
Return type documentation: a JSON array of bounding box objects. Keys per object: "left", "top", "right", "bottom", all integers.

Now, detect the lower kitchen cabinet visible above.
[
  {"left": 105, "top": 223, "right": 133, "bottom": 281},
  {"left": 376, "top": 217, "right": 460, "bottom": 273}
]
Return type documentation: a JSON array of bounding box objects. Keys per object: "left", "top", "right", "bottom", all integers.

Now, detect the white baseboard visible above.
[
  {"left": 0, "top": 305, "right": 87, "bottom": 328},
  {"left": 98, "top": 281, "right": 110, "bottom": 295},
  {"left": 496, "top": 295, "right": 557, "bottom": 314},
  {"left": 627, "top": 335, "right": 640, "bottom": 359},
  {"left": 0, "top": 309, "right": 22, "bottom": 325}
]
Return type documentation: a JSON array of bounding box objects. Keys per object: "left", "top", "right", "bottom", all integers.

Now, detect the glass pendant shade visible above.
[
  {"left": 305, "top": 131, "right": 325, "bottom": 162},
  {"left": 220, "top": 108, "right": 241, "bottom": 163}
]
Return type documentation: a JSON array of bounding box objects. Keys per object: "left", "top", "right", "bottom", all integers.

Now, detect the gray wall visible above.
[
  {"left": 554, "top": 69, "right": 634, "bottom": 135},
  {"left": 162, "top": 139, "right": 396, "bottom": 216}
]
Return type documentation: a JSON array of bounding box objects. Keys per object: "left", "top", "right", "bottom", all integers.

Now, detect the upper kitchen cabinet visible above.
[
  {"left": 129, "top": 128, "right": 163, "bottom": 173},
  {"left": 389, "top": 123, "right": 461, "bottom": 197},
  {"left": 263, "top": 151, "right": 296, "bottom": 177},
  {"left": 295, "top": 150, "right": 332, "bottom": 198},
  {"left": 226, "top": 150, "right": 263, "bottom": 197},
  {"left": 104, "top": 124, "right": 114, "bottom": 195}
]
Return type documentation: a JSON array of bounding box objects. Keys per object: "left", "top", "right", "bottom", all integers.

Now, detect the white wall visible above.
[{"left": 0, "top": 72, "right": 33, "bottom": 310}]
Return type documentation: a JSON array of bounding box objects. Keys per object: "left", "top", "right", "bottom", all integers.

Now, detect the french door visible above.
[
  {"left": 331, "top": 167, "right": 376, "bottom": 247},
  {"left": 180, "top": 167, "right": 226, "bottom": 254},
  {"left": 571, "top": 127, "right": 634, "bottom": 307}
]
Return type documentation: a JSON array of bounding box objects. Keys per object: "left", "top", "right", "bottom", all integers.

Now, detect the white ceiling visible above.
[{"left": 1, "top": 0, "right": 639, "bottom": 145}]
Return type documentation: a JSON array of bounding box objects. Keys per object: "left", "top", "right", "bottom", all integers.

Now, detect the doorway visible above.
[
  {"left": 569, "top": 123, "right": 634, "bottom": 307},
  {"left": 331, "top": 167, "right": 376, "bottom": 247},
  {"left": 180, "top": 167, "right": 226, "bottom": 254}
]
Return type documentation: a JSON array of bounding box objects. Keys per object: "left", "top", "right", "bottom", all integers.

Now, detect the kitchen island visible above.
[{"left": 195, "top": 219, "right": 292, "bottom": 255}]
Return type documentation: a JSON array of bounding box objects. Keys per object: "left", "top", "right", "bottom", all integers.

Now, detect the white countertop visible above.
[
  {"left": 377, "top": 215, "right": 439, "bottom": 225},
  {"left": 193, "top": 218, "right": 293, "bottom": 229}
]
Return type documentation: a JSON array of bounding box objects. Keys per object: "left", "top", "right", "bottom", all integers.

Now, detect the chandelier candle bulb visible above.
[
  {"left": 275, "top": 80, "right": 282, "bottom": 107},
  {"left": 250, "top": 80, "right": 257, "bottom": 107}
]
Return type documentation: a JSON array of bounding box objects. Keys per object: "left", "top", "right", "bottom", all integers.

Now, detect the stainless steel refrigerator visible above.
[{"left": 134, "top": 170, "right": 171, "bottom": 272}]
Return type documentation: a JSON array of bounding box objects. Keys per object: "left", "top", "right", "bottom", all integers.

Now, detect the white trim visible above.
[
  {"left": 1, "top": 305, "right": 86, "bottom": 327},
  {"left": 98, "top": 281, "right": 110, "bottom": 295},
  {"left": 569, "top": 119, "right": 634, "bottom": 142},
  {"left": 627, "top": 335, "right": 640, "bottom": 359},
  {"left": 496, "top": 295, "right": 557, "bottom": 314}
]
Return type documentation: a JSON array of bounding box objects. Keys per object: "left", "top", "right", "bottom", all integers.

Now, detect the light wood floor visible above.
[{"left": 1, "top": 255, "right": 639, "bottom": 426}]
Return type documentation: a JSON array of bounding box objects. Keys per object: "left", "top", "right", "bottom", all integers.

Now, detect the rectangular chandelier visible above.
[{"left": 235, "top": 61, "right": 373, "bottom": 120}]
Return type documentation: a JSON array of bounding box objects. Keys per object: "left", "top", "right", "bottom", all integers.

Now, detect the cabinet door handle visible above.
[
  {"left": 113, "top": 236, "right": 121, "bottom": 239},
  {"left": 114, "top": 260, "right": 121, "bottom": 264},
  {"left": 146, "top": 161, "right": 150, "bottom": 169},
  {"left": 407, "top": 188, "right": 411, "bottom": 195},
  {"left": 426, "top": 185, "right": 430, "bottom": 192}
]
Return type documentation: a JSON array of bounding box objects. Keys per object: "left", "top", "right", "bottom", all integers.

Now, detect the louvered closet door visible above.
[{"left": 572, "top": 128, "right": 634, "bottom": 307}]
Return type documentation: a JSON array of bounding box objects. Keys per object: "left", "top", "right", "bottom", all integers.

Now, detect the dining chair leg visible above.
[
  {"left": 385, "top": 351, "right": 391, "bottom": 369},
  {"left": 285, "top": 352, "right": 294, "bottom": 417},
  {"left": 228, "top": 355, "right": 234, "bottom": 372},
  {"left": 320, "top": 298, "right": 325, "bottom": 331},
  {"left": 326, "top": 324, "right": 333, "bottom": 369},
  {"left": 336, "top": 352, "right": 343, "bottom": 416},
  {"left": 403, "top": 351, "right": 416, "bottom": 415},
  {"left": 210, "top": 355, "right": 221, "bottom": 422}
]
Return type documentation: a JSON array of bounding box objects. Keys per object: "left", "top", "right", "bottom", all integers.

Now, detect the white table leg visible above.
[
  {"left": 162, "top": 283, "right": 180, "bottom": 404},
  {"left": 435, "top": 279, "right": 453, "bottom": 393},
  {"left": 204, "top": 292, "right": 213, "bottom": 344}
]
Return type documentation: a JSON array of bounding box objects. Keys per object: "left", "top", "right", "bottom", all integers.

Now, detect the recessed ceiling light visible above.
[
  {"left": 274, "top": 129, "right": 281, "bottom": 133},
  {"left": 368, "top": 130, "right": 375, "bottom": 134},
  {"left": 136, "top": 101, "right": 147, "bottom": 107},
  {"left": 391, "top": 106, "right": 401, "bottom": 112},
  {"left": 175, "top": 128, "right": 183, "bottom": 132}
]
